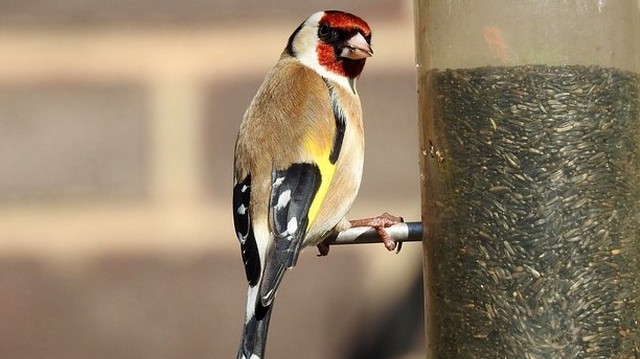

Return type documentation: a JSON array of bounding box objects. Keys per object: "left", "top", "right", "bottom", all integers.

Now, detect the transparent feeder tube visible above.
[{"left": 415, "top": 1, "right": 640, "bottom": 358}]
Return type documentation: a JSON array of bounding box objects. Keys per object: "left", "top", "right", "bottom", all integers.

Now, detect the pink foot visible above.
[{"left": 350, "top": 213, "right": 404, "bottom": 252}]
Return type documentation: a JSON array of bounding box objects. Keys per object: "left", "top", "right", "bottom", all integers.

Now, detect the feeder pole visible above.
[{"left": 415, "top": 1, "right": 640, "bottom": 358}]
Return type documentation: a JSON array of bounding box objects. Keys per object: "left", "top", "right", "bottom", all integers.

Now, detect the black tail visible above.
[{"left": 237, "top": 298, "right": 274, "bottom": 359}]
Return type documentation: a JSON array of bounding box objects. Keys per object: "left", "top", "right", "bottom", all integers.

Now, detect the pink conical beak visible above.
[{"left": 340, "top": 32, "right": 373, "bottom": 60}]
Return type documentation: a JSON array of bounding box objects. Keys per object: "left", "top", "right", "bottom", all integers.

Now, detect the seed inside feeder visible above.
[{"left": 421, "top": 65, "right": 640, "bottom": 358}]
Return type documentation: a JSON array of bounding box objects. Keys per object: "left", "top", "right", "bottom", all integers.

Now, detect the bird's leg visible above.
[
  {"left": 317, "top": 217, "right": 351, "bottom": 257},
  {"left": 316, "top": 213, "right": 404, "bottom": 256},
  {"left": 316, "top": 241, "right": 331, "bottom": 257},
  {"left": 350, "top": 212, "right": 404, "bottom": 252}
]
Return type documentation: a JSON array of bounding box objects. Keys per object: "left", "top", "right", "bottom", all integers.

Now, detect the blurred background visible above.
[{"left": 0, "top": 0, "right": 422, "bottom": 358}]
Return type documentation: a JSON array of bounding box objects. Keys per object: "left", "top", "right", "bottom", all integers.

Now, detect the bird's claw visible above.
[
  {"left": 350, "top": 212, "right": 404, "bottom": 253},
  {"left": 316, "top": 241, "right": 330, "bottom": 257}
]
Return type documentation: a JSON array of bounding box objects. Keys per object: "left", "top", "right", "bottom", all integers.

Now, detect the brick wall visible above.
[{"left": 0, "top": 2, "right": 423, "bottom": 358}]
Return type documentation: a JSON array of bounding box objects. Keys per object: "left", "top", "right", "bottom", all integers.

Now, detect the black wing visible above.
[
  {"left": 260, "top": 163, "right": 321, "bottom": 303},
  {"left": 233, "top": 175, "right": 260, "bottom": 287}
]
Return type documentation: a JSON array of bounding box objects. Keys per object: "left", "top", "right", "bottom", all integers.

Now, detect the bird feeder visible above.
[{"left": 415, "top": 1, "right": 640, "bottom": 357}]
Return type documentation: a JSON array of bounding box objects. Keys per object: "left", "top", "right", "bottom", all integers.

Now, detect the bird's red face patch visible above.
[
  {"left": 316, "top": 11, "right": 371, "bottom": 79},
  {"left": 316, "top": 42, "right": 343, "bottom": 76}
]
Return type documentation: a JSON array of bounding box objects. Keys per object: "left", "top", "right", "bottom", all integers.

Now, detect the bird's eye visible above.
[{"left": 318, "top": 24, "right": 330, "bottom": 37}]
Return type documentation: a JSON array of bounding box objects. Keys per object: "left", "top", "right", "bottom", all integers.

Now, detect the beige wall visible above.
[{"left": 0, "top": 2, "right": 423, "bottom": 358}]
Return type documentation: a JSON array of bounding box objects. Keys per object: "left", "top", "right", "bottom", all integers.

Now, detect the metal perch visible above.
[{"left": 326, "top": 221, "right": 423, "bottom": 245}]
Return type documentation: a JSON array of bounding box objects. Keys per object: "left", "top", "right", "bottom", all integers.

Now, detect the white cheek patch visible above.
[{"left": 290, "top": 12, "right": 353, "bottom": 93}]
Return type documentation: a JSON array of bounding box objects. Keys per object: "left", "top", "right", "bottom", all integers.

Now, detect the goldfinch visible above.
[{"left": 233, "top": 10, "right": 402, "bottom": 359}]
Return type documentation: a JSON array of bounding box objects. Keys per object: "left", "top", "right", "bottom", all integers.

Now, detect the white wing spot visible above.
[
  {"left": 250, "top": 354, "right": 261, "bottom": 359},
  {"left": 237, "top": 231, "right": 246, "bottom": 244},
  {"left": 287, "top": 217, "right": 298, "bottom": 235},
  {"left": 237, "top": 204, "right": 247, "bottom": 215},
  {"left": 263, "top": 287, "right": 275, "bottom": 301},
  {"left": 275, "top": 190, "right": 291, "bottom": 210},
  {"left": 241, "top": 184, "right": 249, "bottom": 193},
  {"left": 273, "top": 177, "right": 285, "bottom": 187}
]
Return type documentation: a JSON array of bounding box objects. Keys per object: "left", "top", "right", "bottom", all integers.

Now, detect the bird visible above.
[{"left": 232, "top": 10, "right": 402, "bottom": 359}]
